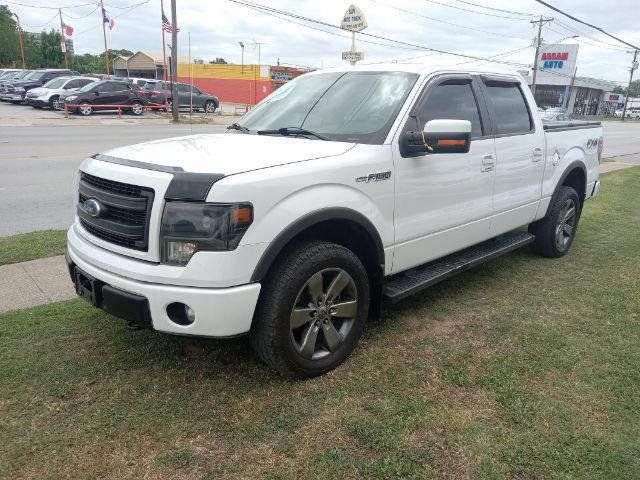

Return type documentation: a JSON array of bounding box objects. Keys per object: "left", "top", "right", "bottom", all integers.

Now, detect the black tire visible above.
[
  {"left": 78, "top": 102, "right": 92, "bottom": 116},
  {"left": 130, "top": 101, "right": 144, "bottom": 116},
  {"left": 250, "top": 240, "right": 370, "bottom": 378},
  {"left": 166, "top": 99, "right": 173, "bottom": 112},
  {"left": 49, "top": 95, "right": 60, "bottom": 110},
  {"left": 204, "top": 100, "right": 217, "bottom": 114},
  {"left": 529, "top": 186, "right": 581, "bottom": 258}
]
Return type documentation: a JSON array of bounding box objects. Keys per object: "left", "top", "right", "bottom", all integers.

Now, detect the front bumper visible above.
[
  {"left": 0, "top": 93, "right": 25, "bottom": 102},
  {"left": 26, "top": 97, "right": 50, "bottom": 107},
  {"left": 66, "top": 234, "right": 262, "bottom": 338}
]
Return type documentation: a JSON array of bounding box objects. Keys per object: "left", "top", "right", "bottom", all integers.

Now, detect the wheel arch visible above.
[
  {"left": 250, "top": 208, "right": 386, "bottom": 318},
  {"left": 556, "top": 161, "right": 587, "bottom": 207}
]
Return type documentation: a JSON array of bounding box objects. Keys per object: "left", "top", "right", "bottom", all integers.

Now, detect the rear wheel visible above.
[
  {"left": 250, "top": 240, "right": 370, "bottom": 378},
  {"left": 130, "top": 101, "right": 144, "bottom": 116},
  {"left": 78, "top": 102, "right": 92, "bottom": 116},
  {"left": 529, "top": 186, "right": 581, "bottom": 258},
  {"left": 166, "top": 99, "right": 173, "bottom": 112}
]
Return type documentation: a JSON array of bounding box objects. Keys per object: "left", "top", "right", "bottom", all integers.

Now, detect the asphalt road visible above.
[
  {"left": 0, "top": 123, "right": 225, "bottom": 236},
  {"left": 1, "top": 114, "right": 639, "bottom": 237}
]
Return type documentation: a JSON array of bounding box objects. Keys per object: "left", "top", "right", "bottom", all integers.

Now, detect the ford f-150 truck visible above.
[{"left": 66, "top": 64, "right": 603, "bottom": 377}]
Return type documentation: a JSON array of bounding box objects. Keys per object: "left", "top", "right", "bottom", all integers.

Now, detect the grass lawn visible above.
[
  {"left": 1, "top": 168, "right": 639, "bottom": 479},
  {"left": 0, "top": 230, "right": 67, "bottom": 266}
]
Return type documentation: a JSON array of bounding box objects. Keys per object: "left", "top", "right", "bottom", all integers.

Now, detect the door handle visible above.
[
  {"left": 481, "top": 154, "right": 495, "bottom": 172},
  {"left": 532, "top": 147, "right": 544, "bottom": 163}
]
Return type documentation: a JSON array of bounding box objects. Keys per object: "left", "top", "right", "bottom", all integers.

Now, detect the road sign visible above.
[
  {"left": 341, "top": 4, "right": 368, "bottom": 32},
  {"left": 342, "top": 51, "right": 365, "bottom": 62}
]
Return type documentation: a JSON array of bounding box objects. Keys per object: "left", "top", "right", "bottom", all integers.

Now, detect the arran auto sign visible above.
[{"left": 541, "top": 51, "right": 569, "bottom": 69}]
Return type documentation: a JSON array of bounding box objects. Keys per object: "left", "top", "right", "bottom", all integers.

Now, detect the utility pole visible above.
[
  {"left": 564, "top": 66, "right": 577, "bottom": 110},
  {"left": 621, "top": 49, "right": 639, "bottom": 122},
  {"left": 58, "top": 9, "right": 68, "bottom": 69},
  {"left": 530, "top": 16, "right": 554, "bottom": 97},
  {"left": 170, "top": 0, "right": 179, "bottom": 123},
  {"left": 99, "top": 0, "right": 110, "bottom": 78},
  {"left": 12, "top": 13, "right": 25, "bottom": 69}
]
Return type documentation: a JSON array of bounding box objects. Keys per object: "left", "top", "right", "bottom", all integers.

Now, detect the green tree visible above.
[
  {"left": 39, "top": 30, "right": 64, "bottom": 67},
  {"left": 209, "top": 57, "right": 227, "bottom": 64},
  {"left": 0, "top": 6, "right": 20, "bottom": 67},
  {"left": 613, "top": 86, "right": 625, "bottom": 95}
]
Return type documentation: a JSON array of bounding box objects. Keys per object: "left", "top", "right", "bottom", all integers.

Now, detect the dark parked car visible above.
[
  {"left": 61, "top": 80, "right": 148, "bottom": 116},
  {"left": 145, "top": 81, "right": 219, "bottom": 113},
  {"left": 0, "top": 70, "right": 31, "bottom": 92},
  {"left": 0, "top": 69, "right": 77, "bottom": 103}
]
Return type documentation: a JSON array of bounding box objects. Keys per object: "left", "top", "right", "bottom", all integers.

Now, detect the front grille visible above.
[{"left": 77, "top": 172, "right": 154, "bottom": 251}]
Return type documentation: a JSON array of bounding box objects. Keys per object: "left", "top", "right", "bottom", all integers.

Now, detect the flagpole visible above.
[
  {"left": 100, "top": 0, "right": 110, "bottom": 78},
  {"left": 161, "top": 0, "right": 169, "bottom": 112},
  {"left": 58, "top": 9, "right": 68, "bottom": 69}
]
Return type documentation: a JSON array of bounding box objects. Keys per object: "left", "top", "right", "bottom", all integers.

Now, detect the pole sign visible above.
[
  {"left": 537, "top": 43, "right": 579, "bottom": 80},
  {"left": 342, "top": 51, "right": 364, "bottom": 62},
  {"left": 341, "top": 4, "right": 368, "bottom": 32}
]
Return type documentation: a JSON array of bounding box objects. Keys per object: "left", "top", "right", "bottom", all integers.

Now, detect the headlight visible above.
[
  {"left": 160, "top": 202, "right": 253, "bottom": 265},
  {"left": 65, "top": 95, "right": 77, "bottom": 101},
  {"left": 15, "top": 87, "right": 25, "bottom": 92}
]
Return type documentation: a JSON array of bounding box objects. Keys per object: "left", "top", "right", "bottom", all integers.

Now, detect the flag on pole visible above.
[
  {"left": 162, "top": 10, "right": 180, "bottom": 33},
  {"left": 102, "top": 7, "right": 115, "bottom": 30},
  {"left": 62, "top": 22, "right": 73, "bottom": 36}
]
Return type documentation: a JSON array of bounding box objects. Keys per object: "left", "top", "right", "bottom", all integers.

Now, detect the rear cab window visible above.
[{"left": 482, "top": 79, "right": 533, "bottom": 135}]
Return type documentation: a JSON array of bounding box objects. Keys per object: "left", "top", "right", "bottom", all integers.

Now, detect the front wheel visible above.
[
  {"left": 250, "top": 241, "right": 370, "bottom": 378},
  {"left": 78, "top": 102, "right": 92, "bottom": 116},
  {"left": 49, "top": 96, "right": 62, "bottom": 110},
  {"left": 204, "top": 100, "right": 217, "bottom": 113},
  {"left": 529, "top": 186, "right": 581, "bottom": 258}
]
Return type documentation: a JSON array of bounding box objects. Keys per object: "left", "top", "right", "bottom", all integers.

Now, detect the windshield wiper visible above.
[
  {"left": 257, "top": 127, "right": 330, "bottom": 141},
  {"left": 227, "top": 122, "right": 250, "bottom": 132}
]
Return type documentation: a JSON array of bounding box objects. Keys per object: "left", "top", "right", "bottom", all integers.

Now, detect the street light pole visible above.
[
  {"left": 170, "top": 0, "right": 179, "bottom": 123},
  {"left": 621, "top": 49, "right": 639, "bottom": 122},
  {"left": 530, "top": 16, "right": 554, "bottom": 97},
  {"left": 239, "top": 42, "right": 244, "bottom": 74},
  {"left": 12, "top": 13, "right": 25, "bottom": 69}
]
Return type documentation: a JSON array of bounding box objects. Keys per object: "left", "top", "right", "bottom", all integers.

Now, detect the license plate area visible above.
[{"left": 75, "top": 267, "right": 103, "bottom": 307}]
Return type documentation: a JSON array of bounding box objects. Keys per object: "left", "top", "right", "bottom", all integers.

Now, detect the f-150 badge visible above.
[{"left": 356, "top": 171, "right": 391, "bottom": 183}]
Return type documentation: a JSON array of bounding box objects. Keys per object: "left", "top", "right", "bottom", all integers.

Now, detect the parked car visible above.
[
  {"left": 0, "top": 69, "right": 22, "bottom": 80},
  {"left": 25, "top": 76, "right": 100, "bottom": 110},
  {"left": 0, "top": 70, "right": 31, "bottom": 91},
  {"left": 126, "top": 77, "right": 158, "bottom": 88},
  {"left": 145, "top": 81, "right": 219, "bottom": 113},
  {"left": 62, "top": 79, "right": 147, "bottom": 116},
  {"left": 627, "top": 108, "right": 640, "bottom": 119},
  {"left": 66, "top": 65, "right": 603, "bottom": 378},
  {"left": 0, "top": 69, "right": 78, "bottom": 103}
]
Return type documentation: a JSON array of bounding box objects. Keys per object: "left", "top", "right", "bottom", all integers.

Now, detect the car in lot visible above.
[
  {"left": 0, "top": 70, "right": 31, "bottom": 90},
  {"left": 0, "top": 69, "right": 22, "bottom": 80},
  {"left": 25, "top": 76, "right": 100, "bottom": 110},
  {"left": 127, "top": 77, "right": 158, "bottom": 88},
  {"left": 145, "top": 81, "right": 219, "bottom": 113},
  {"left": 62, "top": 79, "right": 148, "bottom": 116},
  {"left": 541, "top": 111, "right": 572, "bottom": 122},
  {"left": 0, "top": 69, "right": 77, "bottom": 103},
  {"left": 627, "top": 108, "right": 640, "bottom": 119},
  {"left": 67, "top": 65, "right": 603, "bottom": 377}
]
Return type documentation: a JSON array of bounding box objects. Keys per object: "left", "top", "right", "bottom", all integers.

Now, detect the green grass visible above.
[
  {"left": 0, "top": 229, "right": 67, "bottom": 266},
  {"left": 1, "top": 168, "right": 639, "bottom": 479}
]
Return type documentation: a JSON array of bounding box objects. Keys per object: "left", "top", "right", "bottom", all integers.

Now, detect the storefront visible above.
[{"left": 524, "top": 43, "right": 619, "bottom": 116}]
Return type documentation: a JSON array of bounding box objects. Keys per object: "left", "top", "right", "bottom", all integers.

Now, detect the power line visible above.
[
  {"left": 2, "top": 0, "right": 97, "bottom": 9},
  {"left": 450, "top": 0, "right": 538, "bottom": 18},
  {"left": 62, "top": 5, "right": 101, "bottom": 20},
  {"left": 553, "top": 19, "right": 627, "bottom": 50},
  {"left": 19, "top": 11, "right": 58, "bottom": 28},
  {"left": 533, "top": 0, "right": 639, "bottom": 50},
  {"left": 421, "top": 0, "right": 532, "bottom": 21},
  {"left": 369, "top": 0, "right": 530, "bottom": 41},
  {"left": 546, "top": 26, "right": 627, "bottom": 52}
]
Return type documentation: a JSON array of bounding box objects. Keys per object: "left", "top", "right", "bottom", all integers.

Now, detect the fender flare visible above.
[
  {"left": 552, "top": 160, "right": 587, "bottom": 204},
  {"left": 250, "top": 207, "right": 385, "bottom": 282}
]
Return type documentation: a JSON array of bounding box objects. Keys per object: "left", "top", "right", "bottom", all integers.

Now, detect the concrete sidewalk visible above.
[
  {"left": 0, "top": 160, "right": 637, "bottom": 315},
  {"left": 0, "top": 256, "right": 75, "bottom": 314}
]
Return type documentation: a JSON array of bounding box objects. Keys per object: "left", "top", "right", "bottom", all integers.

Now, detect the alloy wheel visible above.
[
  {"left": 555, "top": 198, "right": 576, "bottom": 251},
  {"left": 132, "top": 103, "right": 143, "bottom": 115},
  {"left": 289, "top": 268, "right": 358, "bottom": 360},
  {"left": 205, "top": 101, "right": 216, "bottom": 113},
  {"left": 79, "top": 103, "right": 92, "bottom": 116}
]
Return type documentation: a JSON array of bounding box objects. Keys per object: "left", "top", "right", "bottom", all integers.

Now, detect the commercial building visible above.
[{"left": 524, "top": 43, "right": 620, "bottom": 115}]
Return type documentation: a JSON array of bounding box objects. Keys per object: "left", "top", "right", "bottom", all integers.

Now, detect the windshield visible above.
[
  {"left": 43, "top": 77, "right": 67, "bottom": 89},
  {"left": 8, "top": 70, "right": 30, "bottom": 80},
  {"left": 238, "top": 71, "right": 418, "bottom": 144},
  {"left": 24, "top": 71, "right": 46, "bottom": 81},
  {"left": 0, "top": 71, "right": 16, "bottom": 79},
  {"left": 79, "top": 81, "right": 100, "bottom": 92}
]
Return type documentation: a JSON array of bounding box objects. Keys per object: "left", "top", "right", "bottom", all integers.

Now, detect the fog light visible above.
[{"left": 185, "top": 305, "right": 196, "bottom": 323}]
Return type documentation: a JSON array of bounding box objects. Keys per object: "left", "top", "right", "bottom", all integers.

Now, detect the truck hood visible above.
[
  {"left": 99, "top": 133, "right": 356, "bottom": 175},
  {"left": 9, "top": 80, "right": 41, "bottom": 88}
]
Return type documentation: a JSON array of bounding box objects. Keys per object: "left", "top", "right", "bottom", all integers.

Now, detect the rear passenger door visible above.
[
  {"left": 392, "top": 75, "right": 496, "bottom": 273},
  {"left": 177, "top": 83, "right": 191, "bottom": 107},
  {"left": 478, "top": 77, "right": 545, "bottom": 235}
]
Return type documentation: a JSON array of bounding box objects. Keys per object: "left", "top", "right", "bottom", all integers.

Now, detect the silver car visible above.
[{"left": 25, "top": 76, "right": 99, "bottom": 110}]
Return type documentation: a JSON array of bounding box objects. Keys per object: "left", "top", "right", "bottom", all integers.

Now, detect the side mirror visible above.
[{"left": 400, "top": 119, "right": 472, "bottom": 156}]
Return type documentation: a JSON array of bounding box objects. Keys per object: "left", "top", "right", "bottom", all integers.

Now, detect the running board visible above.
[{"left": 383, "top": 232, "right": 535, "bottom": 304}]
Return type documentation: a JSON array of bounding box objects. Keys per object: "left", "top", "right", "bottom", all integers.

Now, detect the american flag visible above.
[{"left": 162, "top": 11, "right": 180, "bottom": 33}]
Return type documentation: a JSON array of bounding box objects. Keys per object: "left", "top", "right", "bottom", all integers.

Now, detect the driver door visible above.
[{"left": 392, "top": 75, "right": 496, "bottom": 273}]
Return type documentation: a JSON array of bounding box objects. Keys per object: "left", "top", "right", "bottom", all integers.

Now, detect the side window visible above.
[
  {"left": 484, "top": 82, "right": 533, "bottom": 135},
  {"left": 78, "top": 79, "right": 94, "bottom": 88},
  {"left": 177, "top": 84, "right": 191, "bottom": 93},
  {"left": 65, "top": 80, "right": 80, "bottom": 89},
  {"left": 415, "top": 81, "right": 484, "bottom": 138},
  {"left": 97, "top": 82, "right": 114, "bottom": 92}
]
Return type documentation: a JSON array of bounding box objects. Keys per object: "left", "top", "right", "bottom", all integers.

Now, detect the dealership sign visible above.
[{"left": 538, "top": 43, "right": 579, "bottom": 79}]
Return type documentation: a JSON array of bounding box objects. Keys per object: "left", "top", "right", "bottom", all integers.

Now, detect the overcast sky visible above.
[{"left": 8, "top": 0, "right": 639, "bottom": 85}]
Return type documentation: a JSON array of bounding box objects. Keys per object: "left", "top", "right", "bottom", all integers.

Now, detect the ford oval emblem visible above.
[{"left": 84, "top": 198, "right": 102, "bottom": 218}]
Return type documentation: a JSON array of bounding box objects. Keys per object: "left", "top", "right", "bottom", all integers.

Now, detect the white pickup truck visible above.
[{"left": 66, "top": 64, "right": 603, "bottom": 377}]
